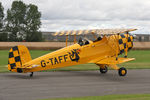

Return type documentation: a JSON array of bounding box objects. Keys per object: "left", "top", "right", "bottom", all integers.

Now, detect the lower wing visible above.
[{"left": 95, "top": 57, "right": 135, "bottom": 65}]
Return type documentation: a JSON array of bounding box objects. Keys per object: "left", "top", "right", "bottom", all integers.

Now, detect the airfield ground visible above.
[
  {"left": 0, "top": 49, "right": 150, "bottom": 100},
  {"left": 0, "top": 70, "right": 150, "bottom": 100}
]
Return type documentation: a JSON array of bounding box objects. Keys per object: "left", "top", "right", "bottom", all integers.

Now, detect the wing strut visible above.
[
  {"left": 115, "top": 34, "right": 120, "bottom": 60},
  {"left": 124, "top": 32, "right": 129, "bottom": 58},
  {"left": 66, "top": 35, "right": 68, "bottom": 47},
  {"left": 91, "top": 31, "right": 97, "bottom": 39},
  {"left": 114, "top": 34, "right": 120, "bottom": 60},
  {"left": 74, "top": 34, "right": 77, "bottom": 44}
]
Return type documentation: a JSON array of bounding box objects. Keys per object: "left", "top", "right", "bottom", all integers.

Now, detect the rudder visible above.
[{"left": 8, "top": 45, "right": 32, "bottom": 72}]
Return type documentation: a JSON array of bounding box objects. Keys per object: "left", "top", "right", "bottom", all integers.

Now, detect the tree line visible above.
[{"left": 0, "top": 1, "right": 42, "bottom": 42}]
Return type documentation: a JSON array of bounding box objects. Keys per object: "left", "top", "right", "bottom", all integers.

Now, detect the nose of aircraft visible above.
[{"left": 118, "top": 32, "right": 134, "bottom": 55}]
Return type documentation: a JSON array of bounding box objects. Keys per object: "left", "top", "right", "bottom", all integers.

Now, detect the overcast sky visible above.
[{"left": 1, "top": 0, "right": 150, "bottom": 34}]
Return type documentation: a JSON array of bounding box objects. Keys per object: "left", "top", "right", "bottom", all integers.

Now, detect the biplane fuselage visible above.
[
  {"left": 21, "top": 36, "right": 113, "bottom": 73},
  {"left": 8, "top": 29, "right": 136, "bottom": 77}
]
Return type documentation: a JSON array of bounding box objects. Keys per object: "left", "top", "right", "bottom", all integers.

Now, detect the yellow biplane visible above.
[{"left": 8, "top": 29, "right": 137, "bottom": 77}]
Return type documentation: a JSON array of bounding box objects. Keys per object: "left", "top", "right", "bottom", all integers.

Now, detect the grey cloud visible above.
[
  {"left": 41, "top": 0, "right": 150, "bottom": 21},
  {"left": 1, "top": 0, "right": 150, "bottom": 33}
]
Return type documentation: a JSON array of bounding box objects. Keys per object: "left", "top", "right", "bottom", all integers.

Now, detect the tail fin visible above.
[{"left": 8, "top": 45, "right": 32, "bottom": 72}]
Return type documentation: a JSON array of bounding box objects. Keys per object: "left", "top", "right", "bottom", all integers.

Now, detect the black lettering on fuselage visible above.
[
  {"left": 41, "top": 60, "right": 46, "bottom": 67},
  {"left": 58, "top": 56, "right": 63, "bottom": 63},
  {"left": 49, "top": 58, "right": 53, "bottom": 65},
  {"left": 64, "top": 54, "right": 68, "bottom": 62},
  {"left": 54, "top": 57, "right": 59, "bottom": 64},
  {"left": 41, "top": 51, "right": 77, "bottom": 67}
]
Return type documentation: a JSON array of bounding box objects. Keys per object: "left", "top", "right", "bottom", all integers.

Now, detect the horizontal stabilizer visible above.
[
  {"left": 96, "top": 57, "right": 135, "bottom": 65},
  {"left": 17, "top": 64, "right": 40, "bottom": 69}
]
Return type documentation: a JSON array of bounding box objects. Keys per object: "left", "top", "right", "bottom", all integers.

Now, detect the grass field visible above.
[
  {"left": 42, "top": 94, "right": 150, "bottom": 100},
  {"left": 0, "top": 50, "right": 150, "bottom": 72}
]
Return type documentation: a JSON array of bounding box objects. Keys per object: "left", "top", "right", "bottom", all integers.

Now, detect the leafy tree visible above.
[
  {"left": 0, "top": 2, "right": 4, "bottom": 31},
  {"left": 6, "top": 1, "right": 26, "bottom": 41},
  {"left": 0, "top": 32, "right": 8, "bottom": 41},
  {"left": 25, "top": 4, "right": 42, "bottom": 42},
  {"left": 6, "top": 1, "right": 42, "bottom": 42},
  {"left": 0, "top": 2, "right": 8, "bottom": 41}
]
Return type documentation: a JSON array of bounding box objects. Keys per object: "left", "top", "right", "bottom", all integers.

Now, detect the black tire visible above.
[
  {"left": 30, "top": 72, "right": 33, "bottom": 77},
  {"left": 118, "top": 67, "right": 127, "bottom": 76},
  {"left": 99, "top": 66, "right": 108, "bottom": 74}
]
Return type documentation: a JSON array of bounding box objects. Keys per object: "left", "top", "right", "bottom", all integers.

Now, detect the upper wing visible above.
[
  {"left": 95, "top": 57, "right": 135, "bottom": 65},
  {"left": 53, "top": 29, "right": 137, "bottom": 36}
]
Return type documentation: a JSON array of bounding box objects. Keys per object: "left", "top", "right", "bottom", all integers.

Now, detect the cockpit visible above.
[
  {"left": 78, "top": 36, "right": 103, "bottom": 46},
  {"left": 78, "top": 37, "right": 90, "bottom": 46},
  {"left": 93, "top": 36, "right": 103, "bottom": 42}
]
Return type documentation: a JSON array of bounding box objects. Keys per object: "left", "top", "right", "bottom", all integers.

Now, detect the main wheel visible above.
[
  {"left": 99, "top": 66, "right": 108, "bottom": 74},
  {"left": 118, "top": 67, "right": 127, "bottom": 76}
]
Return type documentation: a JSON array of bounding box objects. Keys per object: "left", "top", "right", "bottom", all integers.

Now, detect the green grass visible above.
[
  {"left": 119, "top": 50, "right": 150, "bottom": 69},
  {"left": 41, "top": 94, "right": 150, "bottom": 100},
  {"left": 0, "top": 50, "right": 150, "bottom": 72}
]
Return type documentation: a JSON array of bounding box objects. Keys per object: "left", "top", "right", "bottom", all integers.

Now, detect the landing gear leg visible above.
[
  {"left": 30, "top": 72, "right": 33, "bottom": 77},
  {"left": 109, "top": 65, "right": 127, "bottom": 76}
]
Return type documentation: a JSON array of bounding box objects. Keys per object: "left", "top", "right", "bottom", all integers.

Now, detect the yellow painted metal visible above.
[
  {"left": 8, "top": 45, "right": 32, "bottom": 72},
  {"left": 121, "top": 70, "right": 126, "bottom": 75},
  {"left": 113, "top": 35, "right": 119, "bottom": 60},
  {"left": 66, "top": 35, "right": 68, "bottom": 47},
  {"left": 74, "top": 34, "right": 76, "bottom": 44},
  {"left": 77, "top": 30, "right": 83, "bottom": 35},
  {"left": 53, "top": 32, "right": 59, "bottom": 36},
  {"left": 96, "top": 64, "right": 105, "bottom": 69},
  {"left": 8, "top": 30, "right": 136, "bottom": 73},
  {"left": 125, "top": 32, "right": 129, "bottom": 57},
  {"left": 96, "top": 57, "right": 135, "bottom": 65},
  {"left": 109, "top": 64, "right": 119, "bottom": 70},
  {"left": 71, "top": 30, "right": 76, "bottom": 35},
  {"left": 53, "top": 29, "right": 137, "bottom": 36},
  {"left": 66, "top": 30, "right": 71, "bottom": 35},
  {"left": 59, "top": 31, "right": 65, "bottom": 36},
  {"left": 18, "top": 45, "right": 32, "bottom": 64}
]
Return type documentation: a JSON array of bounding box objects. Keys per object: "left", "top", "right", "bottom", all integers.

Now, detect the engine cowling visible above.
[{"left": 118, "top": 33, "right": 134, "bottom": 55}]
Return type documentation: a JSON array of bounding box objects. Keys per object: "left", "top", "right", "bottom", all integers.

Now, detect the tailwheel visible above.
[
  {"left": 99, "top": 65, "right": 108, "bottom": 74},
  {"left": 118, "top": 67, "right": 127, "bottom": 76},
  {"left": 30, "top": 72, "right": 33, "bottom": 77}
]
